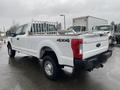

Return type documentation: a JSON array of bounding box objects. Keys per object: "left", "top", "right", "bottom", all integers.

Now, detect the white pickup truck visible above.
[{"left": 7, "top": 21, "right": 112, "bottom": 80}]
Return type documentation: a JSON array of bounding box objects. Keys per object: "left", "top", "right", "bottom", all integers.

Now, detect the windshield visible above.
[{"left": 95, "top": 25, "right": 112, "bottom": 31}]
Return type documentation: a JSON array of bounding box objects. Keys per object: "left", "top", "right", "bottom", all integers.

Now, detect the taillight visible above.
[{"left": 71, "top": 39, "right": 83, "bottom": 60}]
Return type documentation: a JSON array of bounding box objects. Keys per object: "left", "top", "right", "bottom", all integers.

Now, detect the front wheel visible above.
[
  {"left": 42, "top": 55, "right": 60, "bottom": 80},
  {"left": 8, "top": 46, "right": 16, "bottom": 58}
]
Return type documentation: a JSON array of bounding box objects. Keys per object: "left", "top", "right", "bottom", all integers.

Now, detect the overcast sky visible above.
[{"left": 0, "top": 0, "right": 120, "bottom": 31}]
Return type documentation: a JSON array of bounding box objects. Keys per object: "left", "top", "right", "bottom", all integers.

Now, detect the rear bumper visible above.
[{"left": 74, "top": 50, "right": 112, "bottom": 71}]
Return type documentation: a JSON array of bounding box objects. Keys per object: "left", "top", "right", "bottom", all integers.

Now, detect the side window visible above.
[
  {"left": 22, "top": 24, "right": 28, "bottom": 34},
  {"left": 49, "top": 25, "right": 57, "bottom": 31},
  {"left": 16, "top": 24, "right": 28, "bottom": 35},
  {"left": 16, "top": 27, "right": 23, "bottom": 35}
]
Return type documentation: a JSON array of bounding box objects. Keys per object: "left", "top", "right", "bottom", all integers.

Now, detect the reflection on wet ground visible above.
[{"left": 0, "top": 45, "right": 120, "bottom": 90}]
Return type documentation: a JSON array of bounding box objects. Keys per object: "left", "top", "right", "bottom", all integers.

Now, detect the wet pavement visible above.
[{"left": 0, "top": 45, "right": 120, "bottom": 90}]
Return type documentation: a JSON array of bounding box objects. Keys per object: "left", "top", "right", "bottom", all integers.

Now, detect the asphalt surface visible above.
[{"left": 0, "top": 44, "right": 120, "bottom": 90}]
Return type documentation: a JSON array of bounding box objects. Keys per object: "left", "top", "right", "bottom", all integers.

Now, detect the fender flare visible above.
[{"left": 37, "top": 40, "right": 63, "bottom": 65}]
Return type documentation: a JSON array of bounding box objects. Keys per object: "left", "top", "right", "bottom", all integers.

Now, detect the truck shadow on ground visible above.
[{"left": 8, "top": 56, "right": 106, "bottom": 90}]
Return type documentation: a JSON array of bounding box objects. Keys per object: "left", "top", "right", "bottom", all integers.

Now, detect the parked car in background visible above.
[
  {"left": 73, "top": 16, "right": 108, "bottom": 32},
  {"left": 73, "top": 16, "right": 115, "bottom": 45},
  {"left": 92, "top": 25, "right": 115, "bottom": 44}
]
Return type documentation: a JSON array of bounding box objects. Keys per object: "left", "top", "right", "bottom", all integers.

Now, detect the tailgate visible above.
[{"left": 82, "top": 34, "right": 109, "bottom": 59}]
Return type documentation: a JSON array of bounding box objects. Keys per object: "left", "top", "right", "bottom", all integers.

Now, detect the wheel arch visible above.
[{"left": 40, "top": 46, "right": 59, "bottom": 65}]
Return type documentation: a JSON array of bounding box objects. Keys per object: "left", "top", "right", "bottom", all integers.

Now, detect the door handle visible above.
[{"left": 17, "top": 38, "right": 19, "bottom": 40}]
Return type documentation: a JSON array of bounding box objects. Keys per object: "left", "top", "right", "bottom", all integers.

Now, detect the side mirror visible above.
[{"left": 11, "top": 33, "right": 17, "bottom": 37}]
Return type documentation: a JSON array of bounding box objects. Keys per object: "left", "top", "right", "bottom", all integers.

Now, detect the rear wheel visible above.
[
  {"left": 8, "top": 46, "right": 16, "bottom": 58},
  {"left": 42, "top": 55, "right": 60, "bottom": 80}
]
